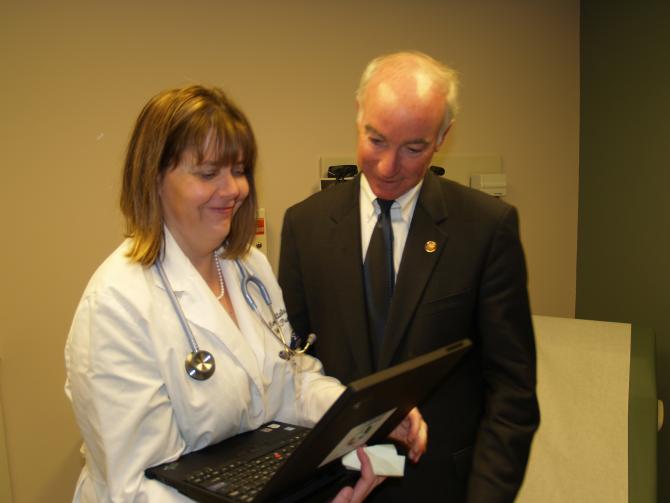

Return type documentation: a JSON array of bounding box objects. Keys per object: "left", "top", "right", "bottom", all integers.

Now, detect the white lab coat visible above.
[{"left": 65, "top": 230, "right": 344, "bottom": 502}]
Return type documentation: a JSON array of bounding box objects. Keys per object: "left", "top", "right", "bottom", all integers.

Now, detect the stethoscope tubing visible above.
[
  {"left": 234, "top": 259, "right": 289, "bottom": 346},
  {"left": 155, "top": 259, "right": 201, "bottom": 353},
  {"left": 235, "top": 259, "right": 272, "bottom": 311}
]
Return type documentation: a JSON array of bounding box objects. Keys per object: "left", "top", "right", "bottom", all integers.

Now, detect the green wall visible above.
[{"left": 578, "top": 1, "right": 669, "bottom": 501}]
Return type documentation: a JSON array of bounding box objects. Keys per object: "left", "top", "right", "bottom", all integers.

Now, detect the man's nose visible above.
[{"left": 377, "top": 150, "right": 398, "bottom": 176}]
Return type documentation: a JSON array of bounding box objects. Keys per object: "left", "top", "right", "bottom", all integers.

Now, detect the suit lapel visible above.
[
  {"left": 327, "top": 177, "right": 375, "bottom": 374},
  {"left": 379, "top": 174, "right": 450, "bottom": 369}
]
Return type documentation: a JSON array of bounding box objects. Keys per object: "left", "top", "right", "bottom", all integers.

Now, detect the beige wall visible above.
[{"left": 0, "top": 1, "right": 579, "bottom": 501}]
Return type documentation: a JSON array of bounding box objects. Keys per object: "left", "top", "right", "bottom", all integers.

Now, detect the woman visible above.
[{"left": 65, "top": 85, "right": 425, "bottom": 502}]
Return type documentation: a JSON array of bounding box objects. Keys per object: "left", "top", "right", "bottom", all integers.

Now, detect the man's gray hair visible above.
[{"left": 356, "top": 51, "right": 459, "bottom": 140}]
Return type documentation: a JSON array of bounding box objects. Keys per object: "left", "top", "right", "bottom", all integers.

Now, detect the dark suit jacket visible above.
[{"left": 278, "top": 173, "right": 539, "bottom": 503}]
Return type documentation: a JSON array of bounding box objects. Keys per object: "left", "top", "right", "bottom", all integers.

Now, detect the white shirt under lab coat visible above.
[{"left": 65, "top": 231, "right": 344, "bottom": 502}]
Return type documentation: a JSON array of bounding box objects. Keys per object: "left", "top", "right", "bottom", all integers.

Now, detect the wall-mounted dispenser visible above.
[{"left": 470, "top": 173, "right": 507, "bottom": 197}]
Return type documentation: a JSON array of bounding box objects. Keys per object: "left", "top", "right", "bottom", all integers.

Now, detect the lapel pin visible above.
[{"left": 424, "top": 241, "right": 437, "bottom": 253}]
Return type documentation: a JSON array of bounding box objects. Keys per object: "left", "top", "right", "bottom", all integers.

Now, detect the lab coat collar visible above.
[{"left": 155, "top": 228, "right": 203, "bottom": 294}]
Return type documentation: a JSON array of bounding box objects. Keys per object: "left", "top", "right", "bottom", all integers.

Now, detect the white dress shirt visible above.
[{"left": 359, "top": 174, "right": 422, "bottom": 280}]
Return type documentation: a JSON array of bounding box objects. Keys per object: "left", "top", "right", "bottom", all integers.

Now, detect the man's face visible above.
[{"left": 356, "top": 79, "right": 448, "bottom": 201}]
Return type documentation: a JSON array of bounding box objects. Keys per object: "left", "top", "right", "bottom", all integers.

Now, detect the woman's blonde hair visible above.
[{"left": 120, "top": 85, "right": 257, "bottom": 265}]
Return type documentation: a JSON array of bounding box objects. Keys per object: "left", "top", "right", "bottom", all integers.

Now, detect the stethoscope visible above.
[{"left": 155, "top": 257, "right": 315, "bottom": 381}]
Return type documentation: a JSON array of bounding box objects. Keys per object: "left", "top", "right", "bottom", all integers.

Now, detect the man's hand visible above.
[
  {"left": 332, "top": 447, "right": 385, "bottom": 503},
  {"left": 331, "top": 408, "right": 427, "bottom": 502},
  {"left": 388, "top": 407, "right": 427, "bottom": 463}
]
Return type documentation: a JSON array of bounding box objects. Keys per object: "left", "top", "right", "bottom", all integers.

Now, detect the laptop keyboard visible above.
[{"left": 186, "top": 429, "right": 308, "bottom": 502}]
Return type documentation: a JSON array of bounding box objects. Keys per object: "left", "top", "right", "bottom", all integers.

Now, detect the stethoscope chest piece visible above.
[{"left": 185, "top": 350, "right": 216, "bottom": 381}]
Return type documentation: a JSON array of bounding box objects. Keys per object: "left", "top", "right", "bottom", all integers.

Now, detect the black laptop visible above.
[{"left": 146, "top": 339, "right": 472, "bottom": 502}]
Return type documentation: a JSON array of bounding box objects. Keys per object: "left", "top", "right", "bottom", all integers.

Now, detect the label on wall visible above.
[{"left": 254, "top": 208, "right": 267, "bottom": 255}]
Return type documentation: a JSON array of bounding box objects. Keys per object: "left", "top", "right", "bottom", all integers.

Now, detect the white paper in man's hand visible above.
[{"left": 341, "top": 444, "right": 405, "bottom": 477}]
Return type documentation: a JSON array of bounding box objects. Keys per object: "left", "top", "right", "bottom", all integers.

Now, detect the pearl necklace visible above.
[{"left": 214, "top": 253, "right": 225, "bottom": 300}]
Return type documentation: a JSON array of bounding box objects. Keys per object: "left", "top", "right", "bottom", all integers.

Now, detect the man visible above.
[{"left": 279, "top": 51, "right": 539, "bottom": 502}]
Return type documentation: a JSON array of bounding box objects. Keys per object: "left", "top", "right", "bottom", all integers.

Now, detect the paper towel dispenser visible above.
[{"left": 470, "top": 173, "right": 506, "bottom": 197}]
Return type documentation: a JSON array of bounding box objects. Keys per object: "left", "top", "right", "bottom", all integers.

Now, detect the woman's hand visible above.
[
  {"left": 388, "top": 407, "right": 427, "bottom": 463},
  {"left": 331, "top": 447, "right": 385, "bottom": 503}
]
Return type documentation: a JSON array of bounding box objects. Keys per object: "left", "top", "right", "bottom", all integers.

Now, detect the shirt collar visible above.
[{"left": 360, "top": 173, "right": 423, "bottom": 224}]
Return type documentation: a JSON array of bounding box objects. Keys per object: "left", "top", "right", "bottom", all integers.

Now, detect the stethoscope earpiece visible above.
[
  {"left": 277, "top": 333, "right": 317, "bottom": 361},
  {"left": 185, "top": 350, "right": 216, "bottom": 380}
]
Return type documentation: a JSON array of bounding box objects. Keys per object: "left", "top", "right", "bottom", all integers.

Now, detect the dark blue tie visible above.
[{"left": 364, "top": 199, "right": 395, "bottom": 354}]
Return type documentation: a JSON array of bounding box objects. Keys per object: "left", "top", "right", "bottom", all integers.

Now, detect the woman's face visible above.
[{"left": 159, "top": 144, "right": 249, "bottom": 262}]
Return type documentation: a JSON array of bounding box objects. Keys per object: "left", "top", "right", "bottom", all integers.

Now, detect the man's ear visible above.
[
  {"left": 435, "top": 121, "right": 454, "bottom": 152},
  {"left": 355, "top": 99, "right": 363, "bottom": 128}
]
